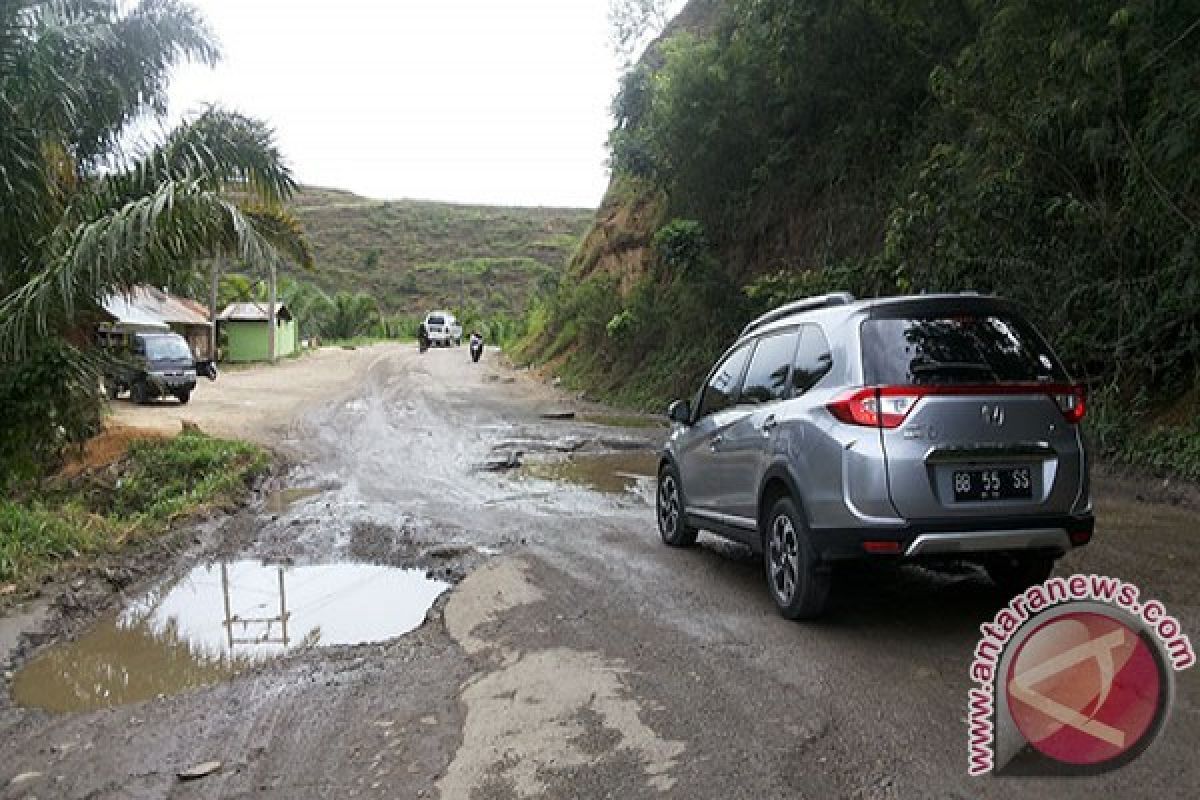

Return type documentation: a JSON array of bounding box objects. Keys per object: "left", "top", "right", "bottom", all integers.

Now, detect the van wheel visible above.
[
  {"left": 175, "top": 390, "right": 191, "bottom": 405},
  {"left": 104, "top": 379, "right": 120, "bottom": 400},
  {"left": 657, "top": 465, "right": 697, "bottom": 547},
  {"left": 130, "top": 381, "right": 150, "bottom": 405},
  {"left": 764, "top": 496, "right": 831, "bottom": 619},
  {"left": 986, "top": 554, "right": 1054, "bottom": 596}
]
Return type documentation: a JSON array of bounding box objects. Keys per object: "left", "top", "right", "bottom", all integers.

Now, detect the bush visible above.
[{"left": 0, "top": 342, "right": 104, "bottom": 489}]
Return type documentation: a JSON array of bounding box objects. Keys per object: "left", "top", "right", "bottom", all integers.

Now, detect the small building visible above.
[
  {"left": 217, "top": 302, "right": 297, "bottom": 363},
  {"left": 100, "top": 286, "right": 213, "bottom": 361}
]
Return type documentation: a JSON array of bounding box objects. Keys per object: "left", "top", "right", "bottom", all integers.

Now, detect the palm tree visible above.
[
  {"left": 325, "top": 291, "right": 380, "bottom": 341},
  {"left": 0, "top": 0, "right": 312, "bottom": 478}
]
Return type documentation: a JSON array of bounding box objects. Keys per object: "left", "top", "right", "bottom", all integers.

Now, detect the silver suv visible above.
[{"left": 656, "top": 293, "right": 1093, "bottom": 619}]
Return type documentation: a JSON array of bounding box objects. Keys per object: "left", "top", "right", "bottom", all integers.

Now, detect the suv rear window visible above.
[
  {"left": 862, "top": 314, "right": 1066, "bottom": 385},
  {"left": 428, "top": 316, "right": 445, "bottom": 326}
]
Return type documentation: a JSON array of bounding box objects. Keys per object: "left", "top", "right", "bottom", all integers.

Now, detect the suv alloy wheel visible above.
[
  {"left": 764, "top": 496, "right": 830, "bottom": 619},
  {"left": 657, "top": 465, "right": 698, "bottom": 547}
]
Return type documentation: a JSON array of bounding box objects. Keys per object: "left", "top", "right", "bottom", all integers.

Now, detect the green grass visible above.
[
  {"left": 1, "top": 431, "right": 268, "bottom": 586},
  {"left": 286, "top": 187, "right": 592, "bottom": 318}
]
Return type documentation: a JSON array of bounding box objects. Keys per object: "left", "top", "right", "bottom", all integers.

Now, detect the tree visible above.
[
  {"left": 608, "top": 0, "right": 671, "bottom": 67},
  {"left": 0, "top": 0, "right": 312, "bottom": 482},
  {"left": 325, "top": 291, "right": 380, "bottom": 340}
]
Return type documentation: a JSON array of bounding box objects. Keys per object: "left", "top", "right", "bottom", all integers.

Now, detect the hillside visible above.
[
  {"left": 517, "top": 0, "right": 1200, "bottom": 479},
  {"left": 285, "top": 186, "right": 593, "bottom": 318}
]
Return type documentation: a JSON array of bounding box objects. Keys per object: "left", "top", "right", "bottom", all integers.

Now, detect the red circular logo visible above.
[{"left": 1005, "top": 611, "right": 1164, "bottom": 766}]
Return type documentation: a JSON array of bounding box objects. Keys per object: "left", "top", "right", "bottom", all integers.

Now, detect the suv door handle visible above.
[{"left": 710, "top": 434, "right": 724, "bottom": 451}]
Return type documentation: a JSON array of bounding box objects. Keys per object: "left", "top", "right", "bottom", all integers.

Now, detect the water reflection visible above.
[{"left": 13, "top": 561, "right": 450, "bottom": 712}]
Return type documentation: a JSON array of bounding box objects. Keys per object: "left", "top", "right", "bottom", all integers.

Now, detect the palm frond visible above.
[{"left": 0, "top": 179, "right": 282, "bottom": 355}]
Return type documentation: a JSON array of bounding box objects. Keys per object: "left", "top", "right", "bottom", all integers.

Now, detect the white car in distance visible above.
[{"left": 423, "top": 311, "right": 462, "bottom": 347}]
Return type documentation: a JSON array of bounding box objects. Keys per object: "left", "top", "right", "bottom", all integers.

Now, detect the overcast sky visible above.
[{"left": 167, "top": 0, "right": 684, "bottom": 209}]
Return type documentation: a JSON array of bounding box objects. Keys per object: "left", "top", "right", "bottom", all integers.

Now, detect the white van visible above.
[{"left": 423, "top": 311, "right": 462, "bottom": 346}]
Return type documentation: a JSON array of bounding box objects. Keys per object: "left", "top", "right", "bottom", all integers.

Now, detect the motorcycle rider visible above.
[
  {"left": 417, "top": 320, "right": 430, "bottom": 353},
  {"left": 469, "top": 330, "right": 484, "bottom": 363}
]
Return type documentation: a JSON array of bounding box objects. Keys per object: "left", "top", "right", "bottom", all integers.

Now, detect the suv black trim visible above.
[{"left": 809, "top": 513, "right": 1095, "bottom": 561}]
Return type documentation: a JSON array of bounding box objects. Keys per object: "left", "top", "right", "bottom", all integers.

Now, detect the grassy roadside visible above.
[{"left": 0, "top": 431, "right": 268, "bottom": 590}]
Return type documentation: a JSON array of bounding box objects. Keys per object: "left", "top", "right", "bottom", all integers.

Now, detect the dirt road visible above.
[{"left": 1, "top": 345, "right": 1197, "bottom": 798}]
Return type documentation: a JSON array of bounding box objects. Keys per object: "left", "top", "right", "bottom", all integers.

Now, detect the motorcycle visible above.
[{"left": 469, "top": 333, "right": 483, "bottom": 363}]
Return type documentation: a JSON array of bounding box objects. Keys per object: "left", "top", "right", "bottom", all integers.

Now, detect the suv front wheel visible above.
[
  {"left": 764, "top": 496, "right": 831, "bottom": 619},
  {"left": 657, "top": 465, "right": 698, "bottom": 547}
]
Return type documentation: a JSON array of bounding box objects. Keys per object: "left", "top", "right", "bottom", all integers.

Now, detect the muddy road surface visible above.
[{"left": 2, "top": 344, "right": 1197, "bottom": 799}]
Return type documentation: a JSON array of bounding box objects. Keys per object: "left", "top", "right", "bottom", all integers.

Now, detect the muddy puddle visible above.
[
  {"left": 521, "top": 451, "right": 659, "bottom": 495},
  {"left": 579, "top": 413, "right": 666, "bottom": 429},
  {"left": 12, "top": 561, "right": 450, "bottom": 713},
  {"left": 264, "top": 487, "right": 323, "bottom": 513}
]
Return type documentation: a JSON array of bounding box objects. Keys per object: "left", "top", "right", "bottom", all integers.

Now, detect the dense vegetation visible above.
[
  {"left": 1, "top": 431, "right": 267, "bottom": 586},
  {"left": 0, "top": 0, "right": 308, "bottom": 485},
  {"left": 520, "top": 0, "right": 1200, "bottom": 477}
]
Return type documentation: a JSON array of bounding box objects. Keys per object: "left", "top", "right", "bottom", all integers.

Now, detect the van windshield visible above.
[
  {"left": 143, "top": 336, "right": 193, "bottom": 362},
  {"left": 862, "top": 314, "right": 1066, "bottom": 385}
]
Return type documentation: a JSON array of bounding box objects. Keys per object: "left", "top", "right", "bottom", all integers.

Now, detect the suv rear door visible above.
[{"left": 861, "top": 306, "right": 1086, "bottom": 521}]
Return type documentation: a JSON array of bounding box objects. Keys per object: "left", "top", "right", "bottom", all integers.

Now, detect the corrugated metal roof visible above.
[
  {"left": 101, "top": 286, "right": 211, "bottom": 330},
  {"left": 128, "top": 286, "right": 211, "bottom": 325},
  {"left": 217, "top": 302, "right": 293, "bottom": 322},
  {"left": 100, "top": 294, "right": 171, "bottom": 331}
]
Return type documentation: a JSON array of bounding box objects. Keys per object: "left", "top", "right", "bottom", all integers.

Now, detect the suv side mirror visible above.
[{"left": 667, "top": 399, "right": 691, "bottom": 425}]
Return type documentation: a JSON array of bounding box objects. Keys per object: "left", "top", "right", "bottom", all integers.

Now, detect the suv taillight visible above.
[
  {"left": 1052, "top": 385, "right": 1087, "bottom": 424},
  {"left": 827, "top": 383, "right": 1088, "bottom": 428},
  {"left": 827, "top": 388, "right": 921, "bottom": 429}
]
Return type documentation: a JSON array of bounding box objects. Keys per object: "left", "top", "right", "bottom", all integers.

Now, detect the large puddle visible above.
[
  {"left": 12, "top": 561, "right": 449, "bottom": 713},
  {"left": 521, "top": 451, "right": 659, "bottom": 495}
]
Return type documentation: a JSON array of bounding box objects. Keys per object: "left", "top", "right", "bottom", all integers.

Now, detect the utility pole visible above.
[
  {"left": 267, "top": 257, "right": 277, "bottom": 364},
  {"left": 209, "top": 257, "right": 221, "bottom": 362}
]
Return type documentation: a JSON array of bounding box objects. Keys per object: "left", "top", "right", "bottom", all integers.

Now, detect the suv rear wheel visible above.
[
  {"left": 764, "top": 496, "right": 831, "bottom": 619},
  {"left": 657, "top": 464, "right": 697, "bottom": 547}
]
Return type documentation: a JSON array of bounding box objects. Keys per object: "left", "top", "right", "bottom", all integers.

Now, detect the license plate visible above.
[{"left": 952, "top": 467, "right": 1032, "bottom": 502}]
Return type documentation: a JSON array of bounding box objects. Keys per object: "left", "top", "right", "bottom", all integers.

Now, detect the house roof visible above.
[
  {"left": 217, "top": 302, "right": 293, "bottom": 322},
  {"left": 99, "top": 295, "right": 170, "bottom": 331},
  {"left": 102, "top": 286, "right": 210, "bottom": 329}
]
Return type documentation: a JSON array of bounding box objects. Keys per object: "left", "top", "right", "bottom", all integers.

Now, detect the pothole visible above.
[
  {"left": 264, "top": 487, "right": 323, "bottom": 513},
  {"left": 579, "top": 413, "right": 666, "bottom": 430},
  {"left": 11, "top": 560, "right": 449, "bottom": 713},
  {"left": 520, "top": 451, "right": 659, "bottom": 495}
]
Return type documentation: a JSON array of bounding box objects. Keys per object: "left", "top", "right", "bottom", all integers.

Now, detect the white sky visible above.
[{"left": 167, "top": 0, "right": 684, "bottom": 209}]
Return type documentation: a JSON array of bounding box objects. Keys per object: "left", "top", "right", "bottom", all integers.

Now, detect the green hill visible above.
[{"left": 285, "top": 186, "right": 594, "bottom": 319}]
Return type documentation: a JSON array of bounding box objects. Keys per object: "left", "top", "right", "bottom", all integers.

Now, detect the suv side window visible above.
[
  {"left": 739, "top": 330, "right": 799, "bottom": 405},
  {"left": 793, "top": 325, "right": 833, "bottom": 394},
  {"left": 696, "top": 342, "right": 752, "bottom": 419}
]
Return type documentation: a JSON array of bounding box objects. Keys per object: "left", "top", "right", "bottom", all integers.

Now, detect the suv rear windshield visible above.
[{"left": 862, "top": 313, "right": 1067, "bottom": 385}]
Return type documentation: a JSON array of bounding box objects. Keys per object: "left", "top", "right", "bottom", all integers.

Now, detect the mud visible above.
[
  {"left": 520, "top": 451, "right": 659, "bottom": 495},
  {"left": 1, "top": 343, "right": 1198, "bottom": 800}
]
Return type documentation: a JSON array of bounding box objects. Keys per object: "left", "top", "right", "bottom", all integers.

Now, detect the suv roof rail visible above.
[{"left": 741, "top": 292, "right": 856, "bottom": 336}]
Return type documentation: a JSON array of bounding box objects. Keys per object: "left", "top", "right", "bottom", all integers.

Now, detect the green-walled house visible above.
[{"left": 217, "top": 302, "right": 297, "bottom": 363}]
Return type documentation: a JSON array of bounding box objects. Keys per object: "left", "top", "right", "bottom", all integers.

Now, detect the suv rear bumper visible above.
[{"left": 810, "top": 513, "right": 1094, "bottom": 562}]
